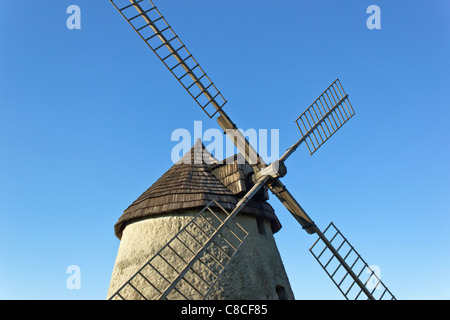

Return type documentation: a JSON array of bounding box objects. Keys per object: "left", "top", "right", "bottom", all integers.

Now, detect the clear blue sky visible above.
[{"left": 0, "top": 0, "right": 449, "bottom": 300}]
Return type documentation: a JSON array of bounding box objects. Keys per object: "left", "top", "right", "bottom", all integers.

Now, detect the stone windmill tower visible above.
[{"left": 107, "top": 139, "right": 295, "bottom": 300}]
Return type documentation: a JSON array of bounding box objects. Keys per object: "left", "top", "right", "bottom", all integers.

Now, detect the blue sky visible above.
[{"left": 0, "top": 0, "right": 449, "bottom": 300}]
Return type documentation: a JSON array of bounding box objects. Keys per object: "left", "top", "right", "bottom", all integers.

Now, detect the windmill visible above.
[{"left": 107, "top": 0, "right": 396, "bottom": 300}]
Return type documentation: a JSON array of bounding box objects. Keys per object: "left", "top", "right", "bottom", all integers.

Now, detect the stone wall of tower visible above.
[{"left": 107, "top": 210, "right": 294, "bottom": 300}]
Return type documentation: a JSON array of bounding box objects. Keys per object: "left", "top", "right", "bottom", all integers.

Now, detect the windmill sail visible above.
[
  {"left": 310, "top": 222, "right": 396, "bottom": 300},
  {"left": 110, "top": 0, "right": 227, "bottom": 118},
  {"left": 109, "top": 200, "right": 249, "bottom": 300},
  {"left": 279, "top": 79, "right": 355, "bottom": 163},
  {"left": 294, "top": 79, "right": 355, "bottom": 156}
]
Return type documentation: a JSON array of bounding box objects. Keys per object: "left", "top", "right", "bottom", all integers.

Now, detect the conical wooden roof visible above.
[{"left": 114, "top": 139, "right": 281, "bottom": 239}]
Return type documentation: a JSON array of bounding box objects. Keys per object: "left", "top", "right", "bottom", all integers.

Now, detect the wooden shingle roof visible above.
[{"left": 114, "top": 139, "right": 281, "bottom": 239}]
